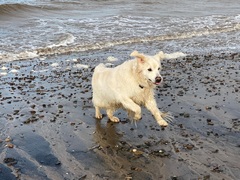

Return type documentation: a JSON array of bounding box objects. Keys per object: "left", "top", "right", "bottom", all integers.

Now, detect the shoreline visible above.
[{"left": 0, "top": 50, "right": 240, "bottom": 179}]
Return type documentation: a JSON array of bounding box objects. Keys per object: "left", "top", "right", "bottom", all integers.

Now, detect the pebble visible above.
[
  {"left": 5, "top": 136, "right": 12, "bottom": 142},
  {"left": 171, "top": 176, "right": 178, "bottom": 180},
  {"left": 58, "top": 105, "right": 63, "bottom": 108},
  {"left": 131, "top": 149, "right": 144, "bottom": 155},
  {"left": 183, "top": 144, "right": 194, "bottom": 150},
  {"left": 179, "top": 113, "right": 190, "bottom": 118},
  {"left": 70, "top": 122, "right": 76, "bottom": 126},
  {"left": 4, "top": 157, "right": 17, "bottom": 166},
  {"left": 205, "top": 106, "right": 212, "bottom": 110},
  {"left": 6, "top": 143, "right": 14, "bottom": 148},
  {"left": 151, "top": 149, "right": 170, "bottom": 157},
  {"left": 55, "top": 161, "right": 61, "bottom": 166},
  {"left": 207, "top": 119, "right": 214, "bottom": 126}
]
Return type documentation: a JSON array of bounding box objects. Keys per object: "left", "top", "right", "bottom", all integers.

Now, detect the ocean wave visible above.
[
  {"left": 47, "top": 33, "right": 76, "bottom": 48},
  {"left": 0, "top": 3, "right": 58, "bottom": 17},
  {"left": 0, "top": 4, "right": 34, "bottom": 15},
  {"left": 0, "top": 23, "right": 239, "bottom": 62}
]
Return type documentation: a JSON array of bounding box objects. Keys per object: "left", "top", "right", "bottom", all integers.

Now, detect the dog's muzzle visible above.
[{"left": 155, "top": 76, "right": 162, "bottom": 85}]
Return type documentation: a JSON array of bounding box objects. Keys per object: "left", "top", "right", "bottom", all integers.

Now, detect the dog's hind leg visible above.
[
  {"left": 95, "top": 106, "right": 103, "bottom": 119},
  {"left": 106, "top": 108, "right": 119, "bottom": 122}
]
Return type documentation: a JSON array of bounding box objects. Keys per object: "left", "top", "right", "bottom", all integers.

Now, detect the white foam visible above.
[
  {"left": 1, "top": 66, "right": 8, "bottom": 70},
  {"left": 51, "top": 63, "right": 59, "bottom": 67},
  {"left": 9, "top": 69, "right": 19, "bottom": 73},
  {"left": 20, "top": 51, "right": 38, "bottom": 59},
  {"left": 235, "top": 14, "right": 240, "bottom": 20},
  {"left": 0, "top": 51, "right": 38, "bottom": 62},
  {"left": 31, "top": 69, "right": 48, "bottom": 73},
  {"left": 39, "top": 57, "right": 46, "bottom": 61},
  {"left": 65, "top": 66, "right": 71, "bottom": 70},
  {"left": 73, "top": 64, "right": 89, "bottom": 69},
  {"left": 107, "top": 56, "right": 118, "bottom": 62},
  {"left": 47, "top": 33, "right": 76, "bottom": 48},
  {"left": 164, "top": 52, "right": 187, "bottom": 59},
  {"left": 105, "top": 63, "right": 114, "bottom": 66},
  {"left": 66, "top": 59, "right": 78, "bottom": 62},
  {"left": 0, "top": 72, "right": 7, "bottom": 76}
]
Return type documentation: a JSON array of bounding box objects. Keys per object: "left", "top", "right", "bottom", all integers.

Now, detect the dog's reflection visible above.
[{"left": 93, "top": 120, "right": 121, "bottom": 148}]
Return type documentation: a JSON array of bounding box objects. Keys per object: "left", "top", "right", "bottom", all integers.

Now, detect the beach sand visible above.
[{"left": 0, "top": 48, "right": 239, "bottom": 180}]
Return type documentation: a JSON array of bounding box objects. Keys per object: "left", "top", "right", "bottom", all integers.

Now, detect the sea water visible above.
[{"left": 0, "top": 0, "right": 239, "bottom": 62}]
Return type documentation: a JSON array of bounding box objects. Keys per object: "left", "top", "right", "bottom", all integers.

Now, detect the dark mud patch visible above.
[
  {"left": 0, "top": 163, "right": 16, "bottom": 180},
  {"left": 13, "top": 131, "right": 60, "bottom": 166},
  {"left": 4, "top": 148, "right": 50, "bottom": 180}
]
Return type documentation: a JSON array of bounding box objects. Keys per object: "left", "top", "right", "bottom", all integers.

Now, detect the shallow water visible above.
[{"left": 0, "top": 0, "right": 240, "bottom": 62}]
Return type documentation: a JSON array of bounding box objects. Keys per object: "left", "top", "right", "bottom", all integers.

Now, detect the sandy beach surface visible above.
[{"left": 0, "top": 47, "right": 239, "bottom": 180}]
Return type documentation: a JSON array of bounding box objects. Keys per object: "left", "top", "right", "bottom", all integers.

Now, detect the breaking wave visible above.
[
  {"left": 0, "top": 23, "right": 239, "bottom": 62},
  {"left": 0, "top": 3, "right": 58, "bottom": 17}
]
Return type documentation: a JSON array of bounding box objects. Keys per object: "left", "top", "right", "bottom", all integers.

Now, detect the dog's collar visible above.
[{"left": 139, "top": 84, "right": 144, "bottom": 89}]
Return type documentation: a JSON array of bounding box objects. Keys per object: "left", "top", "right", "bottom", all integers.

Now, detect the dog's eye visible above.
[
  {"left": 158, "top": 67, "right": 160, "bottom": 70},
  {"left": 148, "top": 68, "right": 152, "bottom": 72}
]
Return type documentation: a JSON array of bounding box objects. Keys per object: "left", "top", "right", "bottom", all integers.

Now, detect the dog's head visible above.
[{"left": 131, "top": 50, "right": 165, "bottom": 86}]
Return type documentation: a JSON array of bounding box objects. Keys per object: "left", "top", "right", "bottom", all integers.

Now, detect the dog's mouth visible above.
[{"left": 154, "top": 81, "right": 161, "bottom": 85}]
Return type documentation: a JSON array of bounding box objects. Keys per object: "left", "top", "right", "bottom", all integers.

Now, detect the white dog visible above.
[{"left": 92, "top": 50, "right": 185, "bottom": 127}]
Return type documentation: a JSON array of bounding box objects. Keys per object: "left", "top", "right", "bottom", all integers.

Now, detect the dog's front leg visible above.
[
  {"left": 121, "top": 98, "right": 141, "bottom": 120},
  {"left": 145, "top": 99, "right": 168, "bottom": 127}
]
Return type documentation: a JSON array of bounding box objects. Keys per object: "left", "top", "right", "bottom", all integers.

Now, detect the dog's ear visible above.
[
  {"left": 130, "top": 50, "right": 146, "bottom": 63},
  {"left": 154, "top": 51, "right": 165, "bottom": 61}
]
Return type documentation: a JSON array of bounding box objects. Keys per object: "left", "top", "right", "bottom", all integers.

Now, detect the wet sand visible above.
[{"left": 0, "top": 49, "right": 240, "bottom": 180}]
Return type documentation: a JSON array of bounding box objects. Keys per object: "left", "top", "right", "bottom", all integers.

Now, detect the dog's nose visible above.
[{"left": 155, "top": 76, "right": 162, "bottom": 83}]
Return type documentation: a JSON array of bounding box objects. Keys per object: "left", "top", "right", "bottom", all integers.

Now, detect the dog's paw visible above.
[
  {"left": 95, "top": 114, "right": 103, "bottom": 119},
  {"left": 134, "top": 113, "right": 142, "bottom": 121},
  {"left": 109, "top": 116, "right": 120, "bottom": 123},
  {"left": 157, "top": 119, "right": 168, "bottom": 127},
  {"left": 161, "top": 112, "right": 174, "bottom": 123}
]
